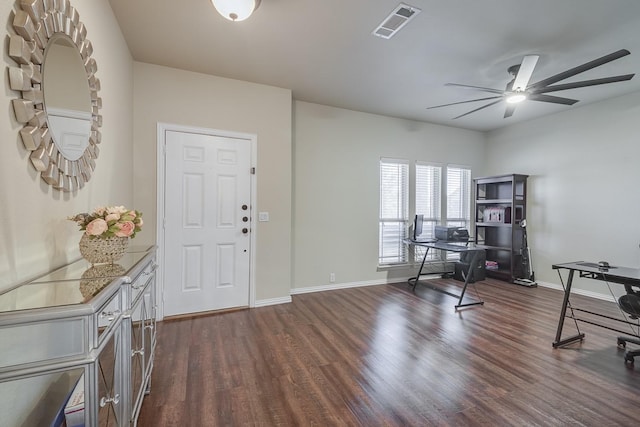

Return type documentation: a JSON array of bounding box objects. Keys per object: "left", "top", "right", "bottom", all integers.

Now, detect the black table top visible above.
[
  {"left": 553, "top": 261, "right": 640, "bottom": 286},
  {"left": 405, "top": 238, "right": 483, "bottom": 253}
]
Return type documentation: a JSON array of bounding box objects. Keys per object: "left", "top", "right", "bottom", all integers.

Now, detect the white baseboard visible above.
[
  {"left": 253, "top": 278, "right": 410, "bottom": 307},
  {"left": 253, "top": 296, "right": 292, "bottom": 307},
  {"left": 291, "top": 277, "right": 412, "bottom": 295},
  {"left": 535, "top": 280, "right": 616, "bottom": 303},
  {"left": 257, "top": 277, "right": 617, "bottom": 308}
]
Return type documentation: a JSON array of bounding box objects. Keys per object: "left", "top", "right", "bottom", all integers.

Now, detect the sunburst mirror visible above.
[{"left": 8, "top": 0, "right": 102, "bottom": 192}]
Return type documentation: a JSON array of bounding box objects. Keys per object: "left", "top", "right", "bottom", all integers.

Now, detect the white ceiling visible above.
[{"left": 107, "top": 0, "right": 640, "bottom": 132}]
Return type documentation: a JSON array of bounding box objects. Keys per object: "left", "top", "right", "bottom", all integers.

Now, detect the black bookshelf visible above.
[{"left": 474, "top": 174, "right": 528, "bottom": 283}]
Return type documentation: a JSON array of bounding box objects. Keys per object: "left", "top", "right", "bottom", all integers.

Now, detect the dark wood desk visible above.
[
  {"left": 552, "top": 262, "right": 640, "bottom": 354},
  {"left": 405, "top": 239, "right": 485, "bottom": 309}
]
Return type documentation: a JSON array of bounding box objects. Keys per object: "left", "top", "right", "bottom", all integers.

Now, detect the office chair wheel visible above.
[
  {"left": 618, "top": 338, "right": 627, "bottom": 348},
  {"left": 625, "top": 354, "right": 635, "bottom": 364}
]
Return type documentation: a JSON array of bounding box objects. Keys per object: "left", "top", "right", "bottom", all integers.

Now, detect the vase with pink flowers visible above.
[{"left": 69, "top": 205, "right": 143, "bottom": 264}]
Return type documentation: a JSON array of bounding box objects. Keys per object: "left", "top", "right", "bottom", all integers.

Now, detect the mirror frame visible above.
[{"left": 8, "top": 0, "right": 102, "bottom": 192}]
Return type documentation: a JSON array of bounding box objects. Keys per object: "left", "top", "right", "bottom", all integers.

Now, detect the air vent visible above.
[{"left": 372, "top": 3, "right": 421, "bottom": 39}]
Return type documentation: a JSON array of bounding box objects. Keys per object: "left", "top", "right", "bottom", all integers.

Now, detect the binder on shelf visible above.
[
  {"left": 485, "top": 260, "right": 499, "bottom": 270},
  {"left": 483, "top": 206, "right": 512, "bottom": 223}
]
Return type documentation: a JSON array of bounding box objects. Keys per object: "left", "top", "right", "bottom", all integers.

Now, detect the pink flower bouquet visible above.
[{"left": 69, "top": 205, "right": 143, "bottom": 239}]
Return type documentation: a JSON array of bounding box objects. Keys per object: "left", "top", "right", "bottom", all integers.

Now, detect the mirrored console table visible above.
[{"left": 0, "top": 246, "right": 157, "bottom": 427}]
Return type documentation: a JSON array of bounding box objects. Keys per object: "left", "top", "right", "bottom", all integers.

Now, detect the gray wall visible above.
[
  {"left": 292, "top": 101, "right": 486, "bottom": 290},
  {"left": 132, "top": 62, "right": 293, "bottom": 304},
  {"left": 0, "top": 0, "right": 134, "bottom": 292},
  {"left": 0, "top": 0, "right": 134, "bottom": 422},
  {"left": 486, "top": 91, "right": 640, "bottom": 296}
]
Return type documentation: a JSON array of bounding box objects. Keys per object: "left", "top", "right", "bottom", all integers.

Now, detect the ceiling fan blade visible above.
[
  {"left": 445, "top": 83, "right": 504, "bottom": 95},
  {"left": 532, "top": 74, "right": 635, "bottom": 94},
  {"left": 529, "top": 49, "right": 631, "bottom": 90},
  {"left": 528, "top": 93, "right": 579, "bottom": 105},
  {"left": 427, "top": 96, "right": 502, "bottom": 110},
  {"left": 504, "top": 104, "right": 516, "bottom": 118},
  {"left": 453, "top": 99, "right": 503, "bottom": 119},
  {"left": 512, "top": 55, "right": 539, "bottom": 91}
]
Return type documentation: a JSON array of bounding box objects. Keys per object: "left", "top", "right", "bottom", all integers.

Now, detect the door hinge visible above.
[{"left": 251, "top": 167, "right": 256, "bottom": 175}]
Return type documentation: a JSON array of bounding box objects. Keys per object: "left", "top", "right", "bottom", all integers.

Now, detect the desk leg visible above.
[
  {"left": 552, "top": 269, "right": 585, "bottom": 347},
  {"left": 409, "top": 247, "right": 430, "bottom": 291},
  {"left": 455, "top": 250, "right": 485, "bottom": 310}
]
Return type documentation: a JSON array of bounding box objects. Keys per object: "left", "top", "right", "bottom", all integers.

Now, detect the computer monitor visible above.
[{"left": 413, "top": 214, "right": 423, "bottom": 240}]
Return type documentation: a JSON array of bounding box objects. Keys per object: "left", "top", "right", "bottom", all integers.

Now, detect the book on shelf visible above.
[{"left": 485, "top": 260, "right": 499, "bottom": 270}]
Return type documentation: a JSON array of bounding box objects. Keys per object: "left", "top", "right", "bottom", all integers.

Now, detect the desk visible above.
[
  {"left": 552, "top": 262, "right": 640, "bottom": 354},
  {"left": 406, "top": 239, "right": 485, "bottom": 309}
]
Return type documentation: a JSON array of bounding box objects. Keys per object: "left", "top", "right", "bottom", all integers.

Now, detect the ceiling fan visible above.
[{"left": 428, "top": 49, "right": 635, "bottom": 119}]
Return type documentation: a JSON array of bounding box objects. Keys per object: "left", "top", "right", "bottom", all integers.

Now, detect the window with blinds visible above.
[
  {"left": 415, "top": 163, "right": 441, "bottom": 262},
  {"left": 379, "top": 159, "right": 409, "bottom": 264},
  {"left": 446, "top": 166, "right": 472, "bottom": 260},
  {"left": 378, "top": 159, "right": 471, "bottom": 266},
  {"left": 446, "top": 166, "right": 471, "bottom": 229},
  {"left": 416, "top": 163, "right": 442, "bottom": 239}
]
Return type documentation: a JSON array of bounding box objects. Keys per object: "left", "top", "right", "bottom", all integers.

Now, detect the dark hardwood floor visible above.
[{"left": 138, "top": 278, "right": 640, "bottom": 426}]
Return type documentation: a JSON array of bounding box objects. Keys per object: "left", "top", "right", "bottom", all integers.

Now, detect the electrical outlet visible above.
[{"left": 330, "top": 273, "right": 336, "bottom": 283}]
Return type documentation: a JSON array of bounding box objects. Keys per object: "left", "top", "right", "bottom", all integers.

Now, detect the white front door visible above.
[{"left": 163, "top": 130, "right": 252, "bottom": 317}]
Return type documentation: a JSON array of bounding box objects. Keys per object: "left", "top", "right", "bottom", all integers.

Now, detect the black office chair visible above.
[{"left": 617, "top": 284, "right": 640, "bottom": 363}]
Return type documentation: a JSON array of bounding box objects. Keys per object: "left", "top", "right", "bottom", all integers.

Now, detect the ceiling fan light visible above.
[
  {"left": 506, "top": 93, "right": 527, "bottom": 104},
  {"left": 211, "top": 0, "right": 261, "bottom": 22}
]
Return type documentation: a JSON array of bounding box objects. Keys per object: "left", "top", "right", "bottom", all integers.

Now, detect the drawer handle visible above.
[
  {"left": 132, "top": 282, "right": 146, "bottom": 290},
  {"left": 100, "top": 309, "right": 121, "bottom": 322},
  {"left": 100, "top": 393, "right": 120, "bottom": 407},
  {"left": 142, "top": 264, "right": 159, "bottom": 276}
]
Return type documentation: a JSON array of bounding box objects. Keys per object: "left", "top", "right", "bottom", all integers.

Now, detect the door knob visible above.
[
  {"left": 242, "top": 216, "right": 248, "bottom": 222},
  {"left": 242, "top": 204, "right": 248, "bottom": 210},
  {"left": 242, "top": 228, "right": 248, "bottom": 234}
]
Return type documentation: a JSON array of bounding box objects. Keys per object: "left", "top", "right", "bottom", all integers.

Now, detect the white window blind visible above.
[
  {"left": 415, "top": 163, "right": 441, "bottom": 262},
  {"left": 379, "top": 159, "right": 409, "bottom": 264},
  {"left": 416, "top": 163, "right": 442, "bottom": 239},
  {"left": 446, "top": 166, "right": 471, "bottom": 228},
  {"left": 446, "top": 166, "right": 471, "bottom": 260}
]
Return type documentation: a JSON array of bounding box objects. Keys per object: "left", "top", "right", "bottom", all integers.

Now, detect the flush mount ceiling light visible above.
[
  {"left": 505, "top": 92, "right": 527, "bottom": 104},
  {"left": 211, "top": 0, "right": 261, "bottom": 21}
]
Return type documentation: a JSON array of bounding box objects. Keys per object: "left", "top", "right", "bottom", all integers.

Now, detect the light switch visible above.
[{"left": 258, "top": 212, "right": 269, "bottom": 222}]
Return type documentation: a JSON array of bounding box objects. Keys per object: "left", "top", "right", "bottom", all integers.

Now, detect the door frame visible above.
[{"left": 155, "top": 122, "right": 257, "bottom": 320}]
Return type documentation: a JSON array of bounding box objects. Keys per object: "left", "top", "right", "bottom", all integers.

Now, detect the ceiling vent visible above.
[{"left": 372, "top": 3, "right": 421, "bottom": 39}]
